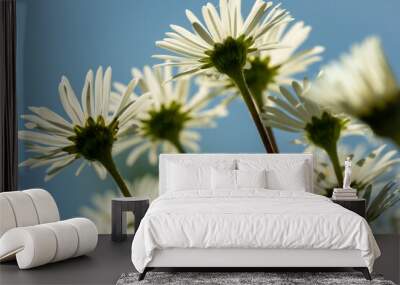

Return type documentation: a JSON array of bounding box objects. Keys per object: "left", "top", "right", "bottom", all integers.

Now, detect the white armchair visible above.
[{"left": 0, "top": 189, "right": 98, "bottom": 269}]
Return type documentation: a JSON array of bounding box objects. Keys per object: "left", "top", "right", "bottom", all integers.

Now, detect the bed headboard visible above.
[{"left": 159, "top": 153, "right": 314, "bottom": 195}]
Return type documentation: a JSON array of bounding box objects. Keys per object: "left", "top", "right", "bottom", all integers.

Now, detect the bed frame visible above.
[
  {"left": 139, "top": 248, "right": 371, "bottom": 280},
  {"left": 138, "top": 154, "right": 372, "bottom": 281}
]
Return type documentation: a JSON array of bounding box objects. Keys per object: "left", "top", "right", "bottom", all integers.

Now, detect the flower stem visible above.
[
  {"left": 98, "top": 150, "right": 132, "bottom": 197},
  {"left": 325, "top": 144, "right": 343, "bottom": 188},
  {"left": 252, "top": 90, "right": 279, "bottom": 153},
  {"left": 171, "top": 139, "right": 186, "bottom": 153},
  {"left": 229, "top": 69, "right": 277, "bottom": 153}
]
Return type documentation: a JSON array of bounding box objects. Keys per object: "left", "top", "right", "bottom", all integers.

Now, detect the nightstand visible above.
[
  {"left": 331, "top": 198, "right": 366, "bottom": 218},
  {"left": 111, "top": 197, "right": 149, "bottom": 242}
]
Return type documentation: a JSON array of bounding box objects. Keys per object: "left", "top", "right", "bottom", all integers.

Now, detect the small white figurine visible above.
[{"left": 343, "top": 157, "right": 352, "bottom": 189}]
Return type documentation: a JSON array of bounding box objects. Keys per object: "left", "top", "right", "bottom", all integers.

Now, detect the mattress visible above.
[{"left": 131, "top": 190, "right": 380, "bottom": 272}]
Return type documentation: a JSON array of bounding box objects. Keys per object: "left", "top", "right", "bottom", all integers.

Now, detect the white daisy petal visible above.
[
  {"left": 186, "top": 9, "right": 215, "bottom": 46},
  {"left": 202, "top": 3, "right": 223, "bottom": 42},
  {"left": 241, "top": 0, "right": 268, "bottom": 37},
  {"left": 126, "top": 142, "right": 151, "bottom": 166},
  {"left": 92, "top": 161, "right": 107, "bottom": 180},
  {"left": 19, "top": 130, "right": 70, "bottom": 147},
  {"left": 94, "top": 66, "right": 104, "bottom": 118},
  {"left": 59, "top": 77, "right": 83, "bottom": 125},
  {"left": 102, "top": 67, "right": 112, "bottom": 120},
  {"left": 75, "top": 161, "right": 87, "bottom": 176},
  {"left": 29, "top": 106, "right": 73, "bottom": 130},
  {"left": 21, "top": 114, "right": 73, "bottom": 136},
  {"left": 170, "top": 24, "right": 211, "bottom": 49},
  {"left": 44, "top": 155, "right": 76, "bottom": 181},
  {"left": 81, "top": 69, "right": 94, "bottom": 119}
]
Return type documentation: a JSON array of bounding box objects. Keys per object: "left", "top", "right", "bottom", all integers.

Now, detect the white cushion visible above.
[
  {"left": 166, "top": 160, "right": 236, "bottom": 191},
  {"left": 237, "top": 169, "right": 267, "bottom": 188},
  {"left": 211, "top": 169, "right": 267, "bottom": 190},
  {"left": 211, "top": 169, "right": 236, "bottom": 190},
  {"left": 167, "top": 163, "right": 211, "bottom": 191},
  {"left": 238, "top": 159, "right": 308, "bottom": 191}
]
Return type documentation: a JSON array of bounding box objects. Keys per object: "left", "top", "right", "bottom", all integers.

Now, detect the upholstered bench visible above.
[{"left": 0, "top": 189, "right": 98, "bottom": 269}]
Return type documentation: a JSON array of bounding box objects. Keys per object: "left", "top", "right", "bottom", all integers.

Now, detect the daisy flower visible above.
[
  {"left": 250, "top": 21, "right": 323, "bottom": 97},
  {"left": 202, "top": 20, "right": 324, "bottom": 109},
  {"left": 111, "top": 65, "right": 231, "bottom": 166},
  {"left": 262, "top": 78, "right": 356, "bottom": 185},
  {"left": 307, "top": 37, "right": 400, "bottom": 147},
  {"left": 155, "top": 0, "right": 293, "bottom": 153},
  {"left": 262, "top": 78, "right": 367, "bottom": 139},
  {"left": 19, "top": 66, "right": 151, "bottom": 197},
  {"left": 80, "top": 175, "right": 159, "bottom": 234}
]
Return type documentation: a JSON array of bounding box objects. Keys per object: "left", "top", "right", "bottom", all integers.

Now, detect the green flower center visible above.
[
  {"left": 204, "top": 35, "right": 254, "bottom": 77},
  {"left": 244, "top": 56, "right": 280, "bottom": 108},
  {"left": 305, "top": 112, "right": 346, "bottom": 151},
  {"left": 140, "top": 101, "right": 191, "bottom": 146},
  {"left": 64, "top": 116, "right": 118, "bottom": 161}
]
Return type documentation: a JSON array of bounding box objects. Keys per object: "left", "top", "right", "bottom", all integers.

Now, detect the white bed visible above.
[{"left": 131, "top": 154, "right": 380, "bottom": 280}]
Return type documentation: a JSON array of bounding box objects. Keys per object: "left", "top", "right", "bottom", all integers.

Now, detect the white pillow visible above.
[
  {"left": 165, "top": 159, "right": 236, "bottom": 192},
  {"left": 167, "top": 162, "right": 211, "bottom": 191},
  {"left": 266, "top": 165, "right": 307, "bottom": 191},
  {"left": 236, "top": 169, "right": 267, "bottom": 188},
  {"left": 211, "top": 169, "right": 236, "bottom": 190},
  {"left": 238, "top": 159, "right": 308, "bottom": 191},
  {"left": 211, "top": 169, "right": 268, "bottom": 190}
]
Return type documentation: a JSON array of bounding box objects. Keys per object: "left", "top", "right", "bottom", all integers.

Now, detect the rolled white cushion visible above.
[
  {"left": 64, "top": 218, "right": 98, "bottom": 257},
  {"left": 0, "top": 226, "right": 57, "bottom": 269},
  {"left": 0, "top": 218, "right": 98, "bottom": 269},
  {"left": 0, "top": 189, "right": 60, "bottom": 238},
  {"left": 0, "top": 191, "right": 39, "bottom": 227},
  {"left": 42, "top": 221, "right": 79, "bottom": 262},
  {"left": 23, "top": 189, "right": 60, "bottom": 224},
  {"left": 0, "top": 196, "right": 17, "bottom": 237}
]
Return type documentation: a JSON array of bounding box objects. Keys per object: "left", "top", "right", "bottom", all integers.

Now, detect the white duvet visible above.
[{"left": 131, "top": 190, "right": 380, "bottom": 272}]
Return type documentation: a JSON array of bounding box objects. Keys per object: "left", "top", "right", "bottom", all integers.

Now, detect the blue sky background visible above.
[{"left": 16, "top": 0, "right": 400, "bottom": 231}]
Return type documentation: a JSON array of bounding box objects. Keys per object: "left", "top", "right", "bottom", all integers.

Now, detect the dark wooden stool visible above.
[{"left": 111, "top": 197, "right": 149, "bottom": 242}]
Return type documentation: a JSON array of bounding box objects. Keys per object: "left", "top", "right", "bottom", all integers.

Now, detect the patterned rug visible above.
[{"left": 116, "top": 272, "right": 395, "bottom": 285}]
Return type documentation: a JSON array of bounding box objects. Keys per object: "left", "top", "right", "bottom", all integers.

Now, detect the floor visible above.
[
  {"left": 0, "top": 235, "right": 398, "bottom": 285},
  {"left": 0, "top": 235, "right": 134, "bottom": 285}
]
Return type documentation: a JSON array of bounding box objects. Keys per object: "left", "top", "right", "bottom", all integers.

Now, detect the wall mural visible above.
[{"left": 17, "top": 0, "right": 400, "bottom": 234}]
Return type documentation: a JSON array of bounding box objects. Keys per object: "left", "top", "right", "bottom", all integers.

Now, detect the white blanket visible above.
[{"left": 131, "top": 190, "right": 380, "bottom": 272}]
